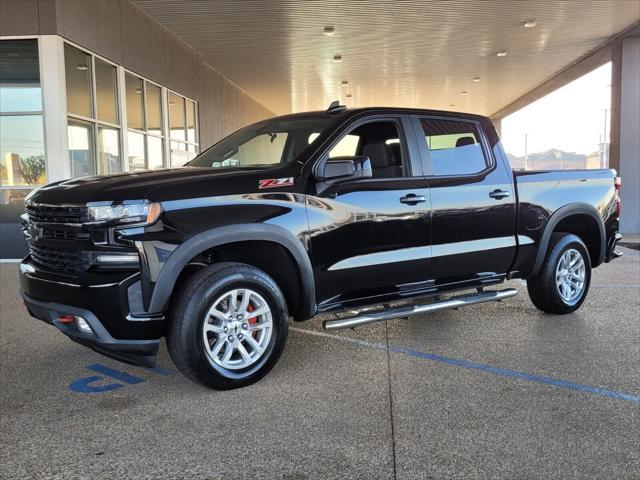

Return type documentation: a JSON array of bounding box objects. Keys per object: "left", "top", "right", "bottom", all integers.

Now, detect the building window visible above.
[
  {"left": 0, "top": 38, "right": 46, "bottom": 258},
  {"left": 1, "top": 39, "right": 46, "bottom": 191},
  {"left": 124, "top": 72, "right": 168, "bottom": 171},
  {"left": 168, "top": 91, "right": 199, "bottom": 166},
  {"left": 63, "top": 42, "right": 198, "bottom": 175},
  {"left": 95, "top": 60, "right": 119, "bottom": 125},
  {"left": 64, "top": 43, "right": 121, "bottom": 176},
  {"left": 67, "top": 120, "right": 94, "bottom": 177}
]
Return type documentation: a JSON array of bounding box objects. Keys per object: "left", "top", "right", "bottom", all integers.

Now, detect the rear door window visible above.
[{"left": 419, "top": 118, "right": 488, "bottom": 176}]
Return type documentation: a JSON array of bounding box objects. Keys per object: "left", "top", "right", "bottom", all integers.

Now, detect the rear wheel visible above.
[
  {"left": 527, "top": 233, "right": 591, "bottom": 314},
  {"left": 167, "top": 262, "right": 289, "bottom": 389}
]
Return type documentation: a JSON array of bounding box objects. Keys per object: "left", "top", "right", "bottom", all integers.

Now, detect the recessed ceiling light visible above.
[
  {"left": 341, "top": 80, "right": 349, "bottom": 85},
  {"left": 333, "top": 54, "right": 343, "bottom": 62},
  {"left": 449, "top": 104, "right": 455, "bottom": 107},
  {"left": 76, "top": 64, "right": 88, "bottom": 71},
  {"left": 472, "top": 77, "right": 481, "bottom": 83},
  {"left": 496, "top": 50, "right": 508, "bottom": 57},
  {"left": 461, "top": 91, "right": 468, "bottom": 95},
  {"left": 323, "top": 26, "right": 335, "bottom": 36},
  {"left": 523, "top": 20, "right": 537, "bottom": 28}
]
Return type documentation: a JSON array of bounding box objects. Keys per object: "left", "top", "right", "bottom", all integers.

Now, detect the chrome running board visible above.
[{"left": 322, "top": 288, "right": 518, "bottom": 331}]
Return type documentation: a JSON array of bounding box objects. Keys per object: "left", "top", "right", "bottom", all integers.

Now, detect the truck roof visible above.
[
  {"left": 269, "top": 106, "right": 498, "bottom": 145},
  {"left": 271, "top": 106, "right": 492, "bottom": 123}
]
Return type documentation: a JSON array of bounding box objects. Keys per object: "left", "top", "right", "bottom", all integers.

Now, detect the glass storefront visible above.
[
  {"left": 1, "top": 36, "right": 199, "bottom": 257},
  {"left": 1, "top": 39, "right": 46, "bottom": 188},
  {"left": 65, "top": 44, "right": 122, "bottom": 176},
  {"left": 63, "top": 42, "right": 198, "bottom": 176},
  {"left": 1, "top": 39, "right": 46, "bottom": 257}
]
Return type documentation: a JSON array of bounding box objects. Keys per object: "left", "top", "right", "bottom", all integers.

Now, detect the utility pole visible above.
[
  {"left": 524, "top": 132, "right": 528, "bottom": 170},
  {"left": 602, "top": 108, "right": 609, "bottom": 168}
]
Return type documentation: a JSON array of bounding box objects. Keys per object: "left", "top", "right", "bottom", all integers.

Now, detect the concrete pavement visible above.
[{"left": 1, "top": 247, "right": 638, "bottom": 479}]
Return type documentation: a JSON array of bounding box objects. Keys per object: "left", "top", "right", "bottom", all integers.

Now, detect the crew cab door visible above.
[
  {"left": 411, "top": 115, "right": 516, "bottom": 286},
  {"left": 306, "top": 116, "right": 431, "bottom": 309}
]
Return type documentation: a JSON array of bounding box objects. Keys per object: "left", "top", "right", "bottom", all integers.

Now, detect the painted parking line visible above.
[{"left": 291, "top": 327, "right": 640, "bottom": 404}]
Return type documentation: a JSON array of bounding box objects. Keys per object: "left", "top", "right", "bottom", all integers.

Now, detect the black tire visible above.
[
  {"left": 527, "top": 233, "right": 592, "bottom": 314},
  {"left": 166, "top": 262, "right": 289, "bottom": 389}
]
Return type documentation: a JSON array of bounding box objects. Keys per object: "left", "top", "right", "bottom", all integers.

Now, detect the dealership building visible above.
[{"left": 1, "top": 0, "right": 639, "bottom": 258}]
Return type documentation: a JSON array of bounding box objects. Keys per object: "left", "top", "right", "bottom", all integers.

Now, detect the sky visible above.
[{"left": 501, "top": 62, "right": 612, "bottom": 158}]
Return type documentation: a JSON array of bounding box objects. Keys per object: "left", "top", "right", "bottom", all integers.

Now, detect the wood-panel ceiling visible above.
[{"left": 134, "top": 0, "right": 640, "bottom": 115}]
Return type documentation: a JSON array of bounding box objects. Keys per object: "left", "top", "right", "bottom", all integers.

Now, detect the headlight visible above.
[{"left": 87, "top": 201, "right": 162, "bottom": 225}]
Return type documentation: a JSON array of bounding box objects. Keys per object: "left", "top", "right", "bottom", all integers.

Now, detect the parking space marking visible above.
[
  {"left": 146, "top": 365, "right": 174, "bottom": 376},
  {"left": 516, "top": 279, "right": 640, "bottom": 288},
  {"left": 291, "top": 327, "right": 640, "bottom": 404},
  {"left": 69, "top": 363, "right": 173, "bottom": 393},
  {"left": 69, "top": 364, "right": 145, "bottom": 393},
  {"left": 86, "top": 364, "right": 146, "bottom": 384},
  {"left": 69, "top": 375, "right": 128, "bottom": 393}
]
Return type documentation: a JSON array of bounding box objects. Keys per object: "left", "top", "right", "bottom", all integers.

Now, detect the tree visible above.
[{"left": 19, "top": 155, "right": 46, "bottom": 185}]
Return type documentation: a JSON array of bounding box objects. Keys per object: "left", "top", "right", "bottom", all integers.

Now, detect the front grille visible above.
[
  {"left": 29, "top": 244, "right": 91, "bottom": 273},
  {"left": 42, "top": 228, "right": 78, "bottom": 241},
  {"left": 26, "top": 204, "right": 89, "bottom": 224}
]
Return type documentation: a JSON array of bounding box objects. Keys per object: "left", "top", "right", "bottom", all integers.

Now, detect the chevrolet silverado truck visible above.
[{"left": 19, "top": 102, "right": 623, "bottom": 389}]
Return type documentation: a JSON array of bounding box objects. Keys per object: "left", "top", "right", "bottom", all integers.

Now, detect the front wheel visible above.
[
  {"left": 167, "top": 262, "right": 289, "bottom": 389},
  {"left": 527, "top": 233, "right": 591, "bottom": 314}
]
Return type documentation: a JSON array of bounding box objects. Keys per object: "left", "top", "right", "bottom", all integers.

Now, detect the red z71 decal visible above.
[{"left": 258, "top": 177, "right": 294, "bottom": 189}]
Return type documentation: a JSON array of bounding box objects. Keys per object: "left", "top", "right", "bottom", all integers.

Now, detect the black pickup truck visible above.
[{"left": 19, "top": 102, "right": 623, "bottom": 389}]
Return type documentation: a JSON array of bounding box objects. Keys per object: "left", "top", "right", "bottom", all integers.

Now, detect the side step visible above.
[{"left": 322, "top": 288, "right": 518, "bottom": 331}]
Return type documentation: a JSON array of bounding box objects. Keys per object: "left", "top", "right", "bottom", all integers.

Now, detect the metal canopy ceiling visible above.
[{"left": 134, "top": 0, "right": 640, "bottom": 116}]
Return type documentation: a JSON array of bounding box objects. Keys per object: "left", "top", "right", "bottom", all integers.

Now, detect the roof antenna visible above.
[{"left": 326, "top": 100, "right": 347, "bottom": 114}]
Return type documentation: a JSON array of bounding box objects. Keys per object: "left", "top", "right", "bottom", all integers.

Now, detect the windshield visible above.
[{"left": 188, "top": 115, "right": 334, "bottom": 169}]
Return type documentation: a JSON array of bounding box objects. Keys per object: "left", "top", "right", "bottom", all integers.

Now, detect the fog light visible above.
[
  {"left": 95, "top": 253, "right": 139, "bottom": 264},
  {"left": 76, "top": 317, "right": 92, "bottom": 334}
]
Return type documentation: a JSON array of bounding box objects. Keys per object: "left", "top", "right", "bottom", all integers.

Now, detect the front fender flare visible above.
[
  {"left": 529, "top": 203, "right": 605, "bottom": 278},
  {"left": 146, "top": 224, "right": 316, "bottom": 318}
]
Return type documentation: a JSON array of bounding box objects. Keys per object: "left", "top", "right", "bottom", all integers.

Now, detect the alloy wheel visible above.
[
  {"left": 555, "top": 248, "right": 586, "bottom": 305},
  {"left": 202, "top": 288, "right": 273, "bottom": 370}
]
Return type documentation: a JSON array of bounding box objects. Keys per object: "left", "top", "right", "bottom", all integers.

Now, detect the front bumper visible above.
[{"left": 19, "top": 257, "right": 163, "bottom": 367}]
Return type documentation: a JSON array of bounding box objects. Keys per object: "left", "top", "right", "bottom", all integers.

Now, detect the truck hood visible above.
[{"left": 28, "top": 166, "right": 292, "bottom": 205}]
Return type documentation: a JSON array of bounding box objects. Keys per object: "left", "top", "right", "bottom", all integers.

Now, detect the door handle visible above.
[
  {"left": 399, "top": 194, "right": 427, "bottom": 205},
  {"left": 489, "top": 189, "right": 510, "bottom": 200}
]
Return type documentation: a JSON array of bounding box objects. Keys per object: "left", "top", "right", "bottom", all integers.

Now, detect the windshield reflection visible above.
[{"left": 187, "top": 115, "right": 334, "bottom": 169}]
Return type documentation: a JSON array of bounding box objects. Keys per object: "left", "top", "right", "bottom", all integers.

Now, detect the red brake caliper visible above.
[{"left": 247, "top": 303, "right": 258, "bottom": 337}]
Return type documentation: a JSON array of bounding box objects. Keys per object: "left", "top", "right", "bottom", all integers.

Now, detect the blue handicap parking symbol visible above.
[{"left": 69, "top": 363, "right": 164, "bottom": 393}]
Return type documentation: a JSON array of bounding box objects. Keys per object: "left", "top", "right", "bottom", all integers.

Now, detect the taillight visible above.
[{"left": 615, "top": 176, "right": 622, "bottom": 217}]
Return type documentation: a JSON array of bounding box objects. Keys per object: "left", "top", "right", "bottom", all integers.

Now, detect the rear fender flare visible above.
[
  {"left": 147, "top": 224, "right": 316, "bottom": 318},
  {"left": 529, "top": 203, "right": 605, "bottom": 278}
]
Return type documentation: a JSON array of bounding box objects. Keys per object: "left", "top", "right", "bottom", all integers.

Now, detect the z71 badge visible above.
[{"left": 258, "top": 177, "right": 294, "bottom": 189}]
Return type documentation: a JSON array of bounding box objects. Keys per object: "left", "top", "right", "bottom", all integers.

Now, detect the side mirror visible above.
[{"left": 315, "top": 155, "right": 372, "bottom": 183}]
